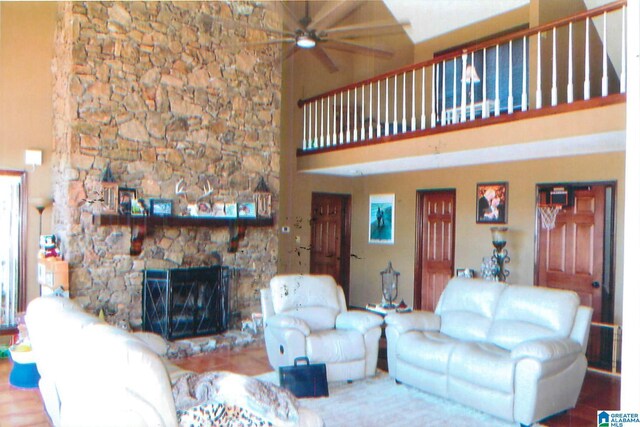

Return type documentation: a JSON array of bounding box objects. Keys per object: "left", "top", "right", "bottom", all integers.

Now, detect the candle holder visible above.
[
  {"left": 380, "top": 261, "right": 399, "bottom": 308},
  {"left": 490, "top": 227, "right": 510, "bottom": 281}
]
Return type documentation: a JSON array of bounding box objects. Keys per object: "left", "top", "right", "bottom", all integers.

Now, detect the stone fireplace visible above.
[{"left": 51, "top": 2, "right": 281, "bottom": 328}]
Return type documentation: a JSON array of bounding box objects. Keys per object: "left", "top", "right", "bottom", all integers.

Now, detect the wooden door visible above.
[
  {"left": 536, "top": 184, "right": 613, "bottom": 367},
  {"left": 414, "top": 190, "right": 456, "bottom": 311},
  {"left": 310, "top": 193, "right": 351, "bottom": 302}
]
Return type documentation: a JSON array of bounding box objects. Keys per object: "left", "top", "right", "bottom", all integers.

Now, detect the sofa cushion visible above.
[
  {"left": 306, "top": 329, "right": 364, "bottom": 363},
  {"left": 436, "top": 278, "right": 507, "bottom": 341},
  {"left": 397, "top": 331, "right": 460, "bottom": 374},
  {"left": 487, "top": 285, "right": 580, "bottom": 350},
  {"left": 449, "top": 342, "right": 515, "bottom": 394}
]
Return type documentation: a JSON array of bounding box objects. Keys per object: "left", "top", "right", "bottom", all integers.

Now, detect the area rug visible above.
[{"left": 257, "top": 372, "right": 546, "bottom": 427}]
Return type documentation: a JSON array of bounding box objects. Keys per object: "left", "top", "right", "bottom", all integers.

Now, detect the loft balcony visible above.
[{"left": 296, "top": 1, "right": 627, "bottom": 176}]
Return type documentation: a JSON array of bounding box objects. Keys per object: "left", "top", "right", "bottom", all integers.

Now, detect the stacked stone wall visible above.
[{"left": 52, "top": 1, "right": 281, "bottom": 327}]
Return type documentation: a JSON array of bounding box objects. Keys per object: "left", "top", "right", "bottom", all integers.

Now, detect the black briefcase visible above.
[{"left": 279, "top": 357, "right": 329, "bottom": 398}]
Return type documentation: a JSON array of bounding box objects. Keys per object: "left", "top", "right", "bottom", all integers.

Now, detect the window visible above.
[
  {"left": 0, "top": 172, "right": 25, "bottom": 325},
  {"left": 436, "top": 37, "right": 529, "bottom": 122}
]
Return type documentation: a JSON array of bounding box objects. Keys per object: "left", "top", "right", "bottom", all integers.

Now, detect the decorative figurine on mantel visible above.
[
  {"left": 254, "top": 177, "right": 272, "bottom": 218},
  {"left": 100, "top": 163, "right": 118, "bottom": 214}
]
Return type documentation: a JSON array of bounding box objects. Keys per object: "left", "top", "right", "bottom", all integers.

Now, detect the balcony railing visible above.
[{"left": 298, "top": 0, "right": 626, "bottom": 154}]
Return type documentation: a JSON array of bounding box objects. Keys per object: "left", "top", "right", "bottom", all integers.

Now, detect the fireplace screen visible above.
[{"left": 142, "top": 266, "right": 229, "bottom": 340}]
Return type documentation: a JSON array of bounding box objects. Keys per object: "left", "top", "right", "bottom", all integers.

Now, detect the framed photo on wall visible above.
[
  {"left": 118, "top": 187, "right": 137, "bottom": 215},
  {"left": 476, "top": 182, "right": 508, "bottom": 224},
  {"left": 369, "top": 194, "right": 395, "bottom": 244}
]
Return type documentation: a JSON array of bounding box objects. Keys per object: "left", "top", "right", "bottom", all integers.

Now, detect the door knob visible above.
[{"left": 592, "top": 281, "right": 601, "bottom": 289}]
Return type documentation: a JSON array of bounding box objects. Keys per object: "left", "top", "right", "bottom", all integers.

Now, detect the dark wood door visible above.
[
  {"left": 310, "top": 193, "right": 351, "bottom": 302},
  {"left": 414, "top": 190, "right": 456, "bottom": 311},
  {"left": 536, "top": 184, "right": 613, "bottom": 367}
]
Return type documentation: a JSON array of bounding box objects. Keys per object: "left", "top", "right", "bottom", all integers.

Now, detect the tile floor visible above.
[{"left": 0, "top": 344, "right": 620, "bottom": 426}]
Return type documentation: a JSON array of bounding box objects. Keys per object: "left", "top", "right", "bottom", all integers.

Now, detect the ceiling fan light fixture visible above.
[{"left": 296, "top": 34, "right": 316, "bottom": 49}]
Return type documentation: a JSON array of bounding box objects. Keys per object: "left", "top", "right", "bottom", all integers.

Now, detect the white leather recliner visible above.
[{"left": 261, "top": 274, "right": 383, "bottom": 382}]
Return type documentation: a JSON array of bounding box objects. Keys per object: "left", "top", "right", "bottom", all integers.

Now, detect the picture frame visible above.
[
  {"left": 224, "top": 203, "right": 238, "bottom": 218},
  {"left": 237, "top": 202, "right": 256, "bottom": 218},
  {"left": 118, "top": 187, "right": 137, "bottom": 215},
  {"left": 369, "top": 194, "right": 395, "bottom": 244},
  {"left": 476, "top": 182, "right": 508, "bottom": 224},
  {"left": 149, "top": 198, "right": 173, "bottom": 217},
  {"left": 456, "top": 268, "right": 475, "bottom": 278}
]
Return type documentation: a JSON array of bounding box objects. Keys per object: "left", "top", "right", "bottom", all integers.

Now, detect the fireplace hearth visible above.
[{"left": 142, "top": 266, "right": 230, "bottom": 340}]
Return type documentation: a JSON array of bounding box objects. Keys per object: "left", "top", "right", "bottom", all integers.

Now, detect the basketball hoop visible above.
[{"left": 538, "top": 204, "right": 562, "bottom": 230}]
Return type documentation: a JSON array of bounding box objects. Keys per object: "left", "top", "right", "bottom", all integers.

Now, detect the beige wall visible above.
[
  {"left": 0, "top": 2, "right": 57, "bottom": 305},
  {"left": 278, "top": 1, "right": 627, "bottom": 325}
]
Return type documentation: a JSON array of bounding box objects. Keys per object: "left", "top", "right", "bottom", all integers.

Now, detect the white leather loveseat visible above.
[
  {"left": 385, "top": 278, "right": 593, "bottom": 426},
  {"left": 25, "top": 296, "right": 322, "bottom": 427},
  {"left": 261, "top": 274, "right": 383, "bottom": 382}
]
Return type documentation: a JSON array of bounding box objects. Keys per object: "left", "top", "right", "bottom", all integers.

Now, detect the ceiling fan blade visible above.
[
  {"left": 311, "top": 46, "right": 339, "bottom": 73},
  {"left": 267, "top": 1, "right": 305, "bottom": 33},
  {"left": 211, "top": 16, "right": 295, "bottom": 38},
  {"left": 224, "top": 38, "right": 296, "bottom": 49},
  {"left": 323, "top": 39, "right": 394, "bottom": 59},
  {"left": 308, "top": 1, "right": 365, "bottom": 32},
  {"left": 321, "top": 21, "right": 410, "bottom": 37}
]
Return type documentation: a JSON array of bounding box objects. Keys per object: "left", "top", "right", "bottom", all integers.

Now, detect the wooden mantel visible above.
[{"left": 92, "top": 214, "right": 274, "bottom": 255}]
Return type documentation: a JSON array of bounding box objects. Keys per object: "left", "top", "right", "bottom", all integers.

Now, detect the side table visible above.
[{"left": 364, "top": 304, "right": 412, "bottom": 371}]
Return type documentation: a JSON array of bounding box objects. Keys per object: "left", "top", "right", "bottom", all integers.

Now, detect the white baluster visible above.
[
  {"left": 385, "top": 78, "right": 390, "bottom": 135},
  {"left": 508, "top": 40, "right": 514, "bottom": 113},
  {"left": 470, "top": 52, "right": 476, "bottom": 120},
  {"left": 327, "top": 97, "right": 331, "bottom": 147},
  {"left": 339, "top": 92, "right": 344, "bottom": 144},
  {"left": 441, "top": 61, "right": 447, "bottom": 125},
  {"left": 522, "top": 36, "right": 528, "bottom": 111},
  {"left": 346, "top": 90, "right": 351, "bottom": 143},
  {"left": 320, "top": 98, "right": 324, "bottom": 147},
  {"left": 369, "top": 82, "right": 374, "bottom": 139},
  {"left": 453, "top": 59, "right": 458, "bottom": 123},
  {"left": 422, "top": 66, "right": 427, "bottom": 129},
  {"left": 461, "top": 53, "right": 468, "bottom": 123},
  {"left": 552, "top": 27, "right": 558, "bottom": 106},
  {"left": 482, "top": 48, "right": 488, "bottom": 118},
  {"left": 377, "top": 81, "right": 381, "bottom": 137},
  {"left": 621, "top": 5, "right": 626, "bottom": 94},
  {"left": 332, "top": 94, "right": 337, "bottom": 145},
  {"left": 353, "top": 87, "right": 358, "bottom": 142},
  {"left": 585, "top": 17, "right": 591, "bottom": 100},
  {"left": 431, "top": 64, "right": 437, "bottom": 128},
  {"left": 314, "top": 100, "right": 318, "bottom": 148},
  {"left": 602, "top": 11, "right": 608, "bottom": 97},
  {"left": 568, "top": 23, "right": 574, "bottom": 103},
  {"left": 411, "top": 69, "right": 417, "bottom": 131},
  {"left": 402, "top": 72, "right": 407, "bottom": 133},
  {"left": 536, "top": 32, "right": 542, "bottom": 108},
  {"left": 495, "top": 45, "right": 501, "bottom": 116},
  {"left": 302, "top": 102, "right": 307, "bottom": 150},
  {"left": 394, "top": 75, "right": 398, "bottom": 134},
  {"left": 361, "top": 84, "right": 365, "bottom": 141}
]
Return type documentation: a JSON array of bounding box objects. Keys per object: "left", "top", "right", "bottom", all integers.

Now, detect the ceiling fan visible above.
[{"left": 218, "top": 1, "right": 409, "bottom": 73}]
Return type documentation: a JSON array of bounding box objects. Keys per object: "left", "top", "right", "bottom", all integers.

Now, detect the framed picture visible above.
[
  {"left": 238, "top": 202, "right": 256, "bottom": 218},
  {"left": 456, "top": 268, "right": 475, "bottom": 278},
  {"left": 369, "top": 194, "right": 395, "bottom": 244},
  {"left": 476, "top": 182, "right": 508, "bottom": 224},
  {"left": 224, "top": 203, "right": 238, "bottom": 218},
  {"left": 149, "top": 198, "right": 173, "bottom": 217},
  {"left": 118, "top": 187, "right": 137, "bottom": 215}
]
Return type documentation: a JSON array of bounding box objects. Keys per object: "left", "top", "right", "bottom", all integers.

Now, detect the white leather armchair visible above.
[{"left": 261, "top": 274, "right": 383, "bottom": 382}]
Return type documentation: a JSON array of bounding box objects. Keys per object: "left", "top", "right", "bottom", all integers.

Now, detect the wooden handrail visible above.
[{"left": 298, "top": 0, "right": 626, "bottom": 107}]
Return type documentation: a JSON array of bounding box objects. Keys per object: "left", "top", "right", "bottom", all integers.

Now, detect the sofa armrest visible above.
[
  {"left": 385, "top": 311, "right": 441, "bottom": 334},
  {"left": 511, "top": 337, "right": 582, "bottom": 362},
  {"left": 265, "top": 314, "right": 311, "bottom": 336},
  {"left": 336, "top": 311, "right": 383, "bottom": 334},
  {"left": 133, "top": 331, "right": 170, "bottom": 356}
]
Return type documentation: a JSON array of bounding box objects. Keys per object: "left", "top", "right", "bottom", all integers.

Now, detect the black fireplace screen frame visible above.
[{"left": 142, "top": 266, "right": 230, "bottom": 340}]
